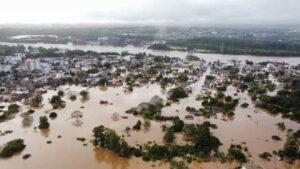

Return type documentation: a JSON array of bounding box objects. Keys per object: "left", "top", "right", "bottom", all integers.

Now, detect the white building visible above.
[
  {"left": 266, "top": 63, "right": 275, "bottom": 71},
  {"left": 122, "top": 55, "right": 134, "bottom": 62},
  {"left": 0, "top": 65, "right": 12, "bottom": 72},
  {"left": 24, "top": 59, "right": 41, "bottom": 71},
  {"left": 40, "top": 63, "right": 52, "bottom": 74}
]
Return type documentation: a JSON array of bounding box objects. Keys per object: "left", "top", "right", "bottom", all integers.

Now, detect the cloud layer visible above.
[{"left": 0, "top": 0, "right": 299, "bottom": 25}]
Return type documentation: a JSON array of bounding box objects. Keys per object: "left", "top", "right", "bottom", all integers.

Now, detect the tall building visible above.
[{"left": 24, "top": 59, "right": 40, "bottom": 71}]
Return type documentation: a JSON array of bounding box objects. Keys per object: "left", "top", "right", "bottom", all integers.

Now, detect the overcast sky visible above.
[{"left": 0, "top": 0, "right": 299, "bottom": 26}]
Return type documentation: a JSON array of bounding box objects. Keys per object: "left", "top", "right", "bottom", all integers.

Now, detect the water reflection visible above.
[
  {"left": 0, "top": 80, "right": 299, "bottom": 169},
  {"left": 1, "top": 42, "right": 300, "bottom": 65},
  {"left": 40, "top": 129, "right": 50, "bottom": 137},
  {"left": 94, "top": 148, "right": 130, "bottom": 169}
]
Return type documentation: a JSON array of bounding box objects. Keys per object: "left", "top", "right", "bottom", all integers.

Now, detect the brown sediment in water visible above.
[{"left": 0, "top": 83, "right": 299, "bottom": 169}]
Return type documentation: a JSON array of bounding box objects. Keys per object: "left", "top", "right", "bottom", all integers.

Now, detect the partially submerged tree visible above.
[
  {"left": 0, "top": 139, "right": 26, "bottom": 157},
  {"left": 71, "top": 110, "right": 83, "bottom": 126},
  {"left": 38, "top": 116, "right": 50, "bottom": 129}
]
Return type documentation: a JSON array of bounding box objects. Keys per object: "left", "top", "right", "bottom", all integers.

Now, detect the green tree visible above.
[
  {"left": 7, "top": 104, "right": 20, "bottom": 114},
  {"left": 58, "top": 90, "right": 64, "bottom": 97},
  {"left": 0, "top": 139, "right": 26, "bottom": 157},
  {"left": 38, "top": 116, "right": 50, "bottom": 129},
  {"left": 133, "top": 120, "right": 142, "bottom": 130},
  {"left": 164, "top": 130, "right": 176, "bottom": 143}
]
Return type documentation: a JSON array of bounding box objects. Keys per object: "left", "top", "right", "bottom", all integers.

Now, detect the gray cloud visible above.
[
  {"left": 87, "top": 0, "right": 300, "bottom": 25},
  {"left": 0, "top": 0, "right": 299, "bottom": 25}
]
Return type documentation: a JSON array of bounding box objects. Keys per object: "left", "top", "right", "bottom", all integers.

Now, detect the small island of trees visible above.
[
  {"left": 0, "top": 139, "right": 26, "bottom": 158},
  {"left": 148, "top": 43, "right": 172, "bottom": 51},
  {"left": 50, "top": 95, "right": 65, "bottom": 109}
]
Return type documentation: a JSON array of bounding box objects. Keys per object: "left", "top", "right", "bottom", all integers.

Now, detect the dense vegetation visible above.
[
  {"left": 93, "top": 125, "right": 138, "bottom": 157},
  {"left": 0, "top": 104, "right": 20, "bottom": 122},
  {"left": 148, "top": 43, "right": 171, "bottom": 50},
  {"left": 168, "top": 87, "right": 188, "bottom": 101},
  {"left": 0, "top": 45, "right": 25, "bottom": 55},
  {"left": 93, "top": 121, "right": 222, "bottom": 163},
  {"left": 126, "top": 103, "right": 163, "bottom": 119},
  {"left": 186, "top": 55, "right": 201, "bottom": 61},
  {"left": 163, "top": 130, "right": 176, "bottom": 143},
  {"left": 257, "top": 81, "right": 300, "bottom": 122},
  {"left": 278, "top": 130, "right": 300, "bottom": 161},
  {"left": 169, "top": 37, "right": 300, "bottom": 56},
  {"left": 201, "top": 94, "right": 239, "bottom": 117},
  {"left": 79, "top": 90, "right": 89, "bottom": 100},
  {"left": 227, "top": 144, "right": 247, "bottom": 163}
]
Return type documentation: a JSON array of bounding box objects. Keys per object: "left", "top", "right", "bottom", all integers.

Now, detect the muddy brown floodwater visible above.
[{"left": 0, "top": 82, "right": 299, "bottom": 169}]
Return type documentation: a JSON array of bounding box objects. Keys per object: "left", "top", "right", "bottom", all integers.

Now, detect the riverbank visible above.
[{"left": 1, "top": 41, "right": 300, "bottom": 65}]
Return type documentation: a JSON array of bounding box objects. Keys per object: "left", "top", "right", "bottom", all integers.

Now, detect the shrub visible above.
[
  {"left": 22, "top": 154, "right": 31, "bottom": 159},
  {"left": 276, "top": 122, "right": 286, "bottom": 130},
  {"left": 58, "top": 90, "right": 64, "bottom": 97},
  {"left": 271, "top": 135, "right": 282, "bottom": 141},
  {"left": 227, "top": 111, "right": 235, "bottom": 117},
  {"left": 144, "top": 120, "right": 151, "bottom": 128},
  {"left": 225, "top": 96, "right": 233, "bottom": 102},
  {"left": 170, "top": 160, "right": 189, "bottom": 169},
  {"left": 259, "top": 152, "right": 272, "bottom": 160},
  {"left": 80, "top": 90, "right": 89, "bottom": 99},
  {"left": 240, "top": 102, "right": 249, "bottom": 108},
  {"left": 70, "top": 95, "right": 77, "bottom": 101},
  {"left": 206, "top": 75, "right": 215, "bottom": 81}
]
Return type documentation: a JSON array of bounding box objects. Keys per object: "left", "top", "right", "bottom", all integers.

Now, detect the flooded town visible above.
[
  {"left": 0, "top": 42, "right": 299, "bottom": 169},
  {"left": 1, "top": 1, "right": 300, "bottom": 169}
]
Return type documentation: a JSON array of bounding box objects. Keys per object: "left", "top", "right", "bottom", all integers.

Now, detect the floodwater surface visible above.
[
  {"left": 0, "top": 82, "right": 299, "bottom": 169},
  {"left": 0, "top": 42, "right": 300, "bottom": 169}
]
